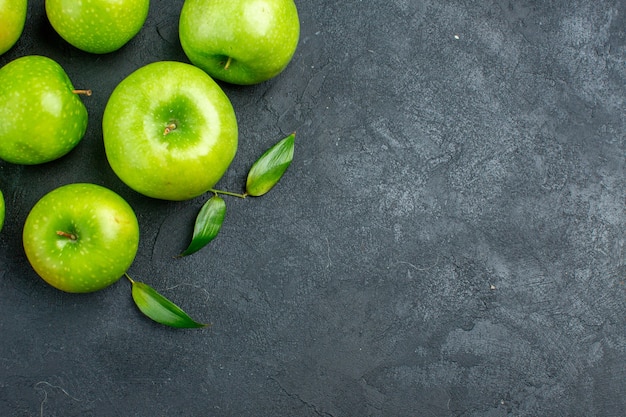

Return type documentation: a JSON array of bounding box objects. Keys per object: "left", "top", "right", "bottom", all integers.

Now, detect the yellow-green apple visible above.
[
  {"left": 0, "top": 0, "right": 27, "bottom": 54},
  {"left": 179, "top": 0, "right": 300, "bottom": 85},
  {"left": 23, "top": 183, "right": 140, "bottom": 293},
  {"left": 45, "top": 0, "right": 150, "bottom": 54},
  {"left": 102, "top": 61, "right": 238, "bottom": 201},
  {"left": 0, "top": 55, "right": 89, "bottom": 164}
]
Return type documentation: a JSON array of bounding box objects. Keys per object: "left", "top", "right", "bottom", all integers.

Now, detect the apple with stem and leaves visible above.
[
  {"left": 102, "top": 61, "right": 238, "bottom": 201},
  {"left": 22, "top": 183, "right": 208, "bottom": 328},
  {"left": 179, "top": 0, "right": 300, "bottom": 85},
  {"left": 0, "top": 0, "right": 28, "bottom": 55},
  {"left": 45, "top": 0, "right": 150, "bottom": 54},
  {"left": 0, "top": 55, "right": 90, "bottom": 165}
]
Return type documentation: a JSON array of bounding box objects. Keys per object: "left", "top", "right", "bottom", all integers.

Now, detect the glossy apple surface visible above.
[
  {"left": 0, "top": 55, "right": 88, "bottom": 164},
  {"left": 179, "top": 0, "right": 300, "bottom": 85},
  {"left": 23, "top": 183, "right": 140, "bottom": 293},
  {"left": 0, "top": 0, "right": 27, "bottom": 54},
  {"left": 102, "top": 61, "right": 238, "bottom": 201},
  {"left": 45, "top": 0, "right": 149, "bottom": 54}
]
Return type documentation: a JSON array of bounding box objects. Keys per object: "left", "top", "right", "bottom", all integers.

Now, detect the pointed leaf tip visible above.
[
  {"left": 180, "top": 195, "right": 226, "bottom": 257},
  {"left": 130, "top": 280, "right": 210, "bottom": 329},
  {"left": 246, "top": 133, "right": 295, "bottom": 197}
]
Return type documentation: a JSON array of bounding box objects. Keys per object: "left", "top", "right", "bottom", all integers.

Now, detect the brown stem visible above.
[
  {"left": 72, "top": 89, "right": 92, "bottom": 96},
  {"left": 163, "top": 123, "right": 177, "bottom": 135},
  {"left": 56, "top": 230, "right": 77, "bottom": 240},
  {"left": 223, "top": 56, "right": 232, "bottom": 70}
]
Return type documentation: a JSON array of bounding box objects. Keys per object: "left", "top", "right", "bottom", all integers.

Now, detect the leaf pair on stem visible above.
[{"left": 129, "top": 133, "right": 296, "bottom": 328}]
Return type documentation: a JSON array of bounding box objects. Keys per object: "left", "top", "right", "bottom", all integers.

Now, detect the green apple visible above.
[
  {"left": 23, "top": 183, "right": 139, "bottom": 293},
  {"left": 0, "top": 189, "right": 5, "bottom": 233},
  {"left": 179, "top": 0, "right": 300, "bottom": 85},
  {"left": 0, "top": 0, "right": 27, "bottom": 55},
  {"left": 0, "top": 55, "right": 89, "bottom": 165},
  {"left": 45, "top": 0, "right": 149, "bottom": 54},
  {"left": 102, "top": 61, "right": 238, "bottom": 201}
]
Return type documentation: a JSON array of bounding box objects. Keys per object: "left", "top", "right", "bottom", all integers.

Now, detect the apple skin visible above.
[
  {"left": 23, "top": 183, "right": 140, "bottom": 293},
  {"left": 0, "top": 55, "right": 88, "bottom": 165},
  {"left": 0, "top": 0, "right": 28, "bottom": 55},
  {"left": 45, "top": 0, "right": 149, "bottom": 54},
  {"left": 179, "top": 0, "right": 300, "bottom": 85},
  {"left": 102, "top": 61, "right": 238, "bottom": 201},
  {"left": 0, "top": 189, "right": 5, "bottom": 233}
]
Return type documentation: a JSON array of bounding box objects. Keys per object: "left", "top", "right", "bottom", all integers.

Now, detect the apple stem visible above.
[
  {"left": 56, "top": 230, "right": 77, "bottom": 241},
  {"left": 125, "top": 273, "right": 135, "bottom": 284},
  {"left": 209, "top": 188, "right": 247, "bottom": 199},
  {"left": 72, "top": 89, "right": 92, "bottom": 96},
  {"left": 224, "top": 56, "right": 232, "bottom": 70},
  {"left": 163, "top": 123, "right": 177, "bottom": 135}
]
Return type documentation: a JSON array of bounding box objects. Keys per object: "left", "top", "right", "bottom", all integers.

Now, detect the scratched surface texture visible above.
[{"left": 0, "top": 0, "right": 624, "bottom": 416}]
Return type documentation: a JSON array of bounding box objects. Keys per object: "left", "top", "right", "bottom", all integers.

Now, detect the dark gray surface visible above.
[{"left": 0, "top": 0, "right": 624, "bottom": 416}]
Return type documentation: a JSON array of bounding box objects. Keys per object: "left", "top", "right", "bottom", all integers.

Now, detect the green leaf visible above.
[
  {"left": 180, "top": 195, "right": 226, "bottom": 257},
  {"left": 128, "top": 276, "right": 209, "bottom": 329},
  {"left": 246, "top": 132, "right": 295, "bottom": 197}
]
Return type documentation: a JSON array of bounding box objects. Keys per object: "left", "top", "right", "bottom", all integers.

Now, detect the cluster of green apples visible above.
[{"left": 0, "top": 0, "right": 299, "bottom": 301}]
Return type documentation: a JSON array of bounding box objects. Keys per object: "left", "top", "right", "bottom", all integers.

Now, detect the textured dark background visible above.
[{"left": 0, "top": 0, "right": 624, "bottom": 416}]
